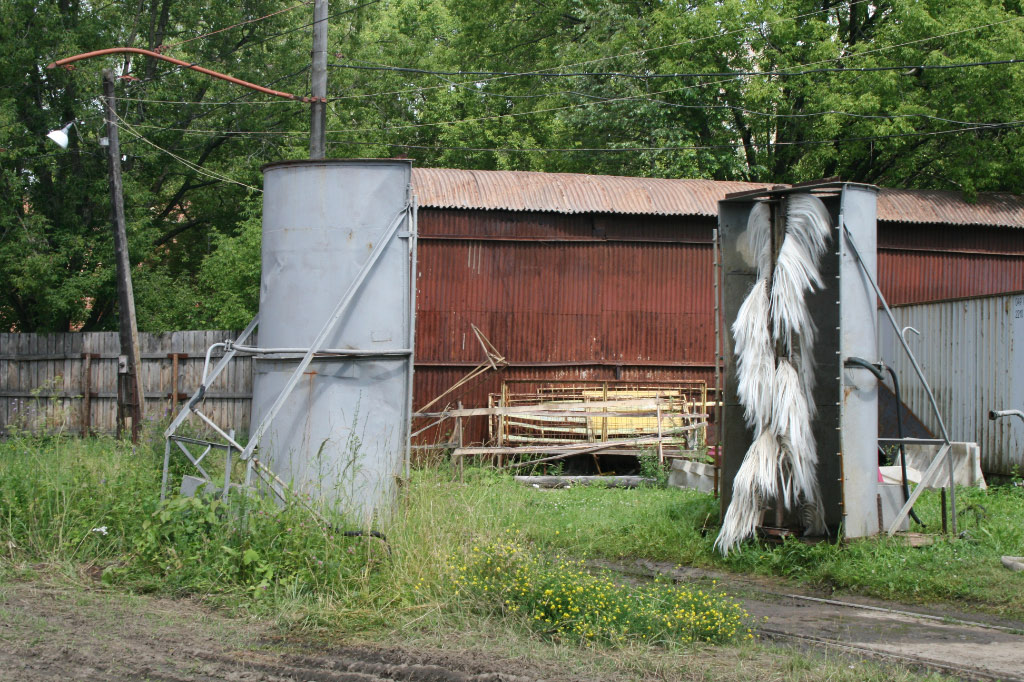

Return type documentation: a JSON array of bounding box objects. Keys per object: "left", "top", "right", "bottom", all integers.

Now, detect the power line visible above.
[
  {"left": 231, "top": 0, "right": 381, "bottom": 55},
  {"left": 158, "top": 1, "right": 313, "bottom": 53},
  {"left": 325, "top": 120, "right": 1024, "bottom": 154},
  {"left": 113, "top": 110, "right": 262, "bottom": 192},
  {"left": 123, "top": 97, "right": 1013, "bottom": 136},
  {"left": 106, "top": 14, "right": 1024, "bottom": 160},
  {"left": 119, "top": 96, "right": 300, "bottom": 105},
  {"left": 324, "top": 10, "right": 1024, "bottom": 103},
  {"left": 123, "top": 0, "right": 379, "bottom": 91},
  {"left": 319, "top": 16, "right": 1024, "bottom": 135},
  {"left": 327, "top": 57, "right": 1024, "bottom": 80},
  {"left": 117, "top": 118, "right": 1024, "bottom": 152},
  {"left": 320, "top": 0, "right": 874, "bottom": 103}
]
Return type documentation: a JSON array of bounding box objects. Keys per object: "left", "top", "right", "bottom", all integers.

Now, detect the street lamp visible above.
[{"left": 45, "top": 121, "right": 77, "bottom": 149}]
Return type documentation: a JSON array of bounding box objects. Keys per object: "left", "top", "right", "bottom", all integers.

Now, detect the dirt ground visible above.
[
  {"left": 2, "top": 569, "right": 1024, "bottom": 682},
  {"left": 622, "top": 559, "right": 1024, "bottom": 682},
  {"left": 0, "top": 582, "right": 547, "bottom": 682}
]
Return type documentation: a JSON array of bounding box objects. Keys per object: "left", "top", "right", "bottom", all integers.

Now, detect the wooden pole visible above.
[
  {"left": 80, "top": 352, "right": 92, "bottom": 436},
  {"left": 657, "top": 397, "right": 664, "bottom": 465},
  {"left": 170, "top": 353, "right": 179, "bottom": 414},
  {"left": 456, "top": 400, "right": 464, "bottom": 480},
  {"left": 309, "top": 0, "right": 328, "bottom": 158},
  {"left": 103, "top": 69, "right": 145, "bottom": 442}
]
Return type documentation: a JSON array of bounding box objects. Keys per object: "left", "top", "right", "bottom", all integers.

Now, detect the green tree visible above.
[{"left": 4, "top": 0, "right": 1024, "bottom": 333}]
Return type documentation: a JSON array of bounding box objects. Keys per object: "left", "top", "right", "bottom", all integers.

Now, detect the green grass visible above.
[
  {"left": 2, "top": 433, "right": 1022, "bottom": 646},
  {"left": 446, "top": 468, "right": 1024, "bottom": 618}
]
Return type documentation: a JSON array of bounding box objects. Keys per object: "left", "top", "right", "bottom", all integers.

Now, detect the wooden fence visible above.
[{"left": 0, "top": 331, "right": 253, "bottom": 437}]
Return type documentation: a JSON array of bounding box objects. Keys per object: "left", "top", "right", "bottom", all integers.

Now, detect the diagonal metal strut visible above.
[
  {"left": 842, "top": 224, "right": 957, "bottom": 535},
  {"left": 239, "top": 207, "right": 410, "bottom": 465}
]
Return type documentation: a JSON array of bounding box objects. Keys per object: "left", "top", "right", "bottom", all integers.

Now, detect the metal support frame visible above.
[
  {"left": 842, "top": 225, "right": 957, "bottom": 536},
  {"left": 161, "top": 205, "right": 414, "bottom": 514}
]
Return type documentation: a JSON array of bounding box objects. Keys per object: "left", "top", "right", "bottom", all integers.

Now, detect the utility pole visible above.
[
  {"left": 102, "top": 68, "right": 146, "bottom": 442},
  {"left": 309, "top": 0, "right": 328, "bottom": 159}
]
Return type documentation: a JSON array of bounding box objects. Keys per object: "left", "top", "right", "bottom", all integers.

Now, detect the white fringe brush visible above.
[
  {"left": 714, "top": 430, "right": 780, "bottom": 554},
  {"left": 717, "top": 194, "right": 832, "bottom": 555},
  {"left": 732, "top": 280, "right": 773, "bottom": 429}
]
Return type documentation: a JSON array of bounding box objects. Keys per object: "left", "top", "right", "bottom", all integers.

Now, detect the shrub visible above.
[{"left": 452, "top": 535, "right": 751, "bottom": 645}]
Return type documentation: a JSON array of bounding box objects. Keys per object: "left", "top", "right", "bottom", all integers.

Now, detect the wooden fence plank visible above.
[{"left": 0, "top": 330, "right": 253, "bottom": 436}]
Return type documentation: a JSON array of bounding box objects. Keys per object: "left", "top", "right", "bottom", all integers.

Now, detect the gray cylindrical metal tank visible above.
[{"left": 253, "top": 159, "right": 415, "bottom": 521}]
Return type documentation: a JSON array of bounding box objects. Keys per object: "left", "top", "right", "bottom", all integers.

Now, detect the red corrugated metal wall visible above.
[
  {"left": 879, "top": 223, "right": 1024, "bottom": 305},
  {"left": 414, "top": 209, "right": 716, "bottom": 444},
  {"left": 413, "top": 210, "right": 1024, "bottom": 444}
]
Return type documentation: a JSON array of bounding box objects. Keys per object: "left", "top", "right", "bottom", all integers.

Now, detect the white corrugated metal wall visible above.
[{"left": 879, "top": 293, "right": 1024, "bottom": 475}]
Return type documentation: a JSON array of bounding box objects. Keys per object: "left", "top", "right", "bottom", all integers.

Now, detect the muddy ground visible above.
[
  {"left": 2, "top": 568, "right": 1023, "bottom": 682},
  {"left": 621, "top": 559, "right": 1024, "bottom": 682},
  {"left": 0, "top": 581, "right": 552, "bottom": 682}
]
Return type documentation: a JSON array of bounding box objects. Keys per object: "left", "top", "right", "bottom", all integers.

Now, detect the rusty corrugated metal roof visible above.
[
  {"left": 411, "top": 168, "right": 1024, "bottom": 228},
  {"left": 877, "top": 189, "right": 1024, "bottom": 227},
  {"left": 411, "top": 168, "right": 769, "bottom": 217}
]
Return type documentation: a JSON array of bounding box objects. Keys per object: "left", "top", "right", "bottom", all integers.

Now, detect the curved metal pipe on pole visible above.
[{"left": 47, "top": 48, "right": 323, "bottom": 102}]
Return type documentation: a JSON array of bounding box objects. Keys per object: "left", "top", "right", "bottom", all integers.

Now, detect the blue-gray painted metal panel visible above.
[
  {"left": 880, "top": 293, "right": 1024, "bottom": 475},
  {"left": 839, "top": 186, "right": 880, "bottom": 538},
  {"left": 254, "top": 160, "right": 414, "bottom": 519}
]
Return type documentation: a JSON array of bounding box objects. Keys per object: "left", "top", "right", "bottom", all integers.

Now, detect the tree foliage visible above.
[{"left": 3, "top": 0, "right": 1023, "bottom": 332}]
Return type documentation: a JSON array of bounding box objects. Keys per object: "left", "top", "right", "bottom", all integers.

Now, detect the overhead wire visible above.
[
  {"left": 112, "top": 110, "right": 262, "bottom": 192},
  {"left": 86, "top": 6, "right": 1024, "bottom": 169},
  {"left": 157, "top": 1, "right": 314, "bottom": 53},
  {"left": 322, "top": 8, "right": 1024, "bottom": 104},
  {"left": 119, "top": 38, "right": 1024, "bottom": 140},
  {"left": 115, "top": 118, "right": 1024, "bottom": 153},
  {"left": 321, "top": 16, "right": 1024, "bottom": 133},
  {"left": 327, "top": 57, "right": 1024, "bottom": 80},
  {"left": 117, "top": 35, "right": 1024, "bottom": 151},
  {"left": 323, "top": 0, "right": 882, "bottom": 103},
  {"left": 120, "top": 0, "right": 379, "bottom": 92}
]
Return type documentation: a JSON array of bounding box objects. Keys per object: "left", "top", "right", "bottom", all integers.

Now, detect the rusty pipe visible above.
[{"left": 47, "top": 48, "right": 322, "bottom": 102}]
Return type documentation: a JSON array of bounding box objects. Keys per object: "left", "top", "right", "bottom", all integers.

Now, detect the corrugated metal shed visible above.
[
  {"left": 411, "top": 168, "right": 1024, "bottom": 227},
  {"left": 408, "top": 168, "right": 1024, "bottom": 448},
  {"left": 880, "top": 293, "right": 1024, "bottom": 475},
  {"left": 879, "top": 249, "right": 1024, "bottom": 306},
  {"left": 417, "top": 234, "right": 714, "bottom": 365},
  {"left": 414, "top": 208, "right": 717, "bottom": 445}
]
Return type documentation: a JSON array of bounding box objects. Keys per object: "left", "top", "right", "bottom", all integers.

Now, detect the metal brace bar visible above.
[
  {"left": 168, "top": 434, "right": 229, "bottom": 449},
  {"left": 223, "top": 428, "right": 234, "bottom": 504},
  {"left": 404, "top": 197, "right": 418, "bottom": 480},
  {"left": 191, "top": 409, "right": 302, "bottom": 508},
  {"left": 227, "top": 344, "right": 411, "bottom": 357},
  {"left": 842, "top": 225, "right": 957, "bottom": 535},
  {"left": 193, "top": 444, "right": 213, "bottom": 466},
  {"left": 887, "top": 442, "right": 951, "bottom": 535},
  {"left": 175, "top": 440, "right": 212, "bottom": 481},
  {"left": 191, "top": 408, "right": 244, "bottom": 452},
  {"left": 843, "top": 228, "right": 950, "bottom": 442},
  {"left": 160, "top": 439, "right": 171, "bottom": 500},
  {"left": 164, "top": 315, "right": 259, "bottom": 438},
  {"left": 878, "top": 438, "right": 947, "bottom": 445},
  {"left": 240, "top": 207, "right": 408, "bottom": 464}
]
